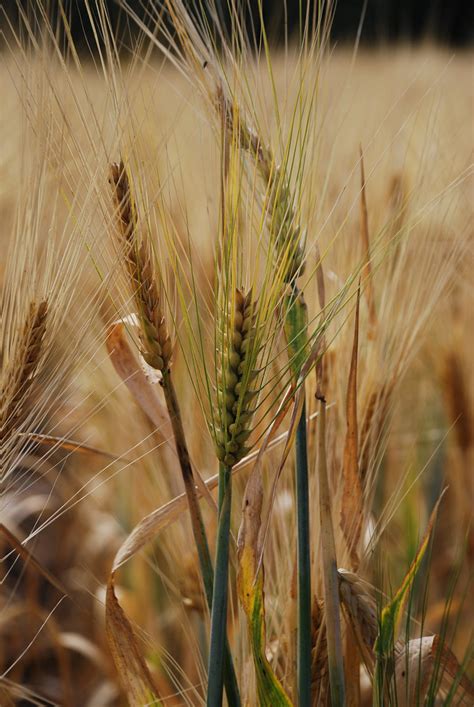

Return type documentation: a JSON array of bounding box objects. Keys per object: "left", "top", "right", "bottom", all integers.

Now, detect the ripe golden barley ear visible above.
[
  {"left": 215, "top": 288, "right": 258, "bottom": 466},
  {"left": 109, "top": 161, "right": 172, "bottom": 373},
  {"left": 180, "top": 554, "right": 206, "bottom": 615},
  {"left": 1, "top": 301, "right": 48, "bottom": 447},
  {"left": 441, "top": 351, "right": 472, "bottom": 458},
  {"left": 337, "top": 569, "right": 378, "bottom": 674},
  {"left": 359, "top": 382, "right": 392, "bottom": 485}
]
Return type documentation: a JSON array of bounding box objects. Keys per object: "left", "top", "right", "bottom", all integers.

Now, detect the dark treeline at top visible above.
[{"left": 1, "top": 0, "right": 472, "bottom": 54}]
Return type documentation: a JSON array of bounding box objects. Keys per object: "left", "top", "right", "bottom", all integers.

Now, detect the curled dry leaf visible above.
[
  {"left": 112, "top": 405, "right": 320, "bottom": 573},
  {"left": 106, "top": 323, "right": 171, "bottom": 438},
  {"left": 107, "top": 322, "right": 215, "bottom": 510},
  {"left": 105, "top": 577, "right": 161, "bottom": 706},
  {"left": 395, "top": 634, "right": 474, "bottom": 706}
]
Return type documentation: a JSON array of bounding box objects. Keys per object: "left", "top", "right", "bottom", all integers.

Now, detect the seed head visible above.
[
  {"left": 215, "top": 289, "right": 258, "bottom": 466},
  {"left": 338, "top": 568, "right": 378, "bottom": 672},
  {"left": 109, "top": 161, "right": 172, "bottom": 373}
]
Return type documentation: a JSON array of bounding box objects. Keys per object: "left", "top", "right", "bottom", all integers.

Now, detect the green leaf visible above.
[
  {"left": 283, "top": 289, "right": 309, "bottom": 379},
  {"left": 376, "top": 491, "right": 446, "bottom": 654},
  {"left": 374, "top": 491, "right": 447, "bottom": 702}
]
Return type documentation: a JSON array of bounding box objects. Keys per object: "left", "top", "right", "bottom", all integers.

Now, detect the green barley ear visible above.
[
  {"left": 109, "top": 160, "right": 172, "bottom": 373},
  {"left": 207, "top": 284, "right": 262, "bottom": 707},
  {"left": 215, "top": 288, "right": 258, "bottom": 467}
]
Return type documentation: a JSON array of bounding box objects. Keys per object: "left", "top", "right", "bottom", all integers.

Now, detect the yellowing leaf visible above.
[
  {"left": 376, "top": 491, "right": 446, "bottom": 655},
  {"left": 237, "top": 460, "right": 293, "bottom": 707}
]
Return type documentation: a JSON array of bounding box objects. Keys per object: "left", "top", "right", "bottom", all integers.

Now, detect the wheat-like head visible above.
[
  {"left": 215, "top": 288, "right": 259, "bottom": 467},
  {"left": 1, "top": 300, "right": 48, "bottom": 471},
  {"left": 338, "top": 568, "right": 378, "bottom": 673},
  {"left": 109, "top": 160, "right": 172, "bottom": 373}
]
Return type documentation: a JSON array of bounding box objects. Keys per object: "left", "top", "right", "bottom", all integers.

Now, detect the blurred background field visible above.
[{"left": 0, "top": 2, "right": 472, "bottom": 704}]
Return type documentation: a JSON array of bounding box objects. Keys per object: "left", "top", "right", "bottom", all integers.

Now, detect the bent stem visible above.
[
  {"left": 162, "top": 373, "right": 240, "bottom": 706},
  {"left": 207, "top": 463, "right": 233, "bottom": 707},
  {"left": 317, "top": 393, "right": 346, "bottom": 705}
]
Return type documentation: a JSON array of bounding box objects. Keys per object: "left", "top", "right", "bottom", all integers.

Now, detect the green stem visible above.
[
  {"left": 162, "top": 374, "right": 240, "bottom": 706},
  {"left": 317, "top": 396, "right": 346, "bottom": 705},
  {"left": 207, "top": 463, "right": 233, "bottom": 707},
  {"left": 285, "top": 283, "right": 312, "bottom": 706},
  {"left": 295, "top": 395, "right": 312, "bottom": 707}
]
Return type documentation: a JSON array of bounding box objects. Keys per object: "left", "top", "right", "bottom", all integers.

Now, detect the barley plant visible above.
[{"left": 0, "top": 1, "right": 472, "bottom": 705}]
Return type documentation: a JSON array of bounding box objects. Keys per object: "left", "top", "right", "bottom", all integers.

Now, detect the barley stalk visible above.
[
  {"left": 221, "top": 93, "right": 314, "bottom": 703},
  {"left": 317, "top": 381, "right": 346, "bottom": 704},
  {"left": 295, "top": 386, "right": 311, "bottom": 706},
  {"left": 215, "top": 51, "right": 312, "bottom": 707},
  {"left": 208, "top": 288, "right": 257, "bottom": 706}
]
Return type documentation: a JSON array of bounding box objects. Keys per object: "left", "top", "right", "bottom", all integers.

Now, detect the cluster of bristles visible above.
[
  {"left": 109, "top": 161, "right": 172, "bottom": 373},
  {"left": 1, "top": 301, "right": 48, "bottom": 442},
  {"left": 215, "top": 289, "right": 258, "bottom": 467},
  {"left": 218, "top": 88, "right": 305, "bottom": 284},
  {"left": 1, "top": 300, "right": 48, "bottom": 478}
]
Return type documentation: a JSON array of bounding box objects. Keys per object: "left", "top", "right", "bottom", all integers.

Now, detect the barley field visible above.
[{"left": 0, "top": 2, "right": 473, "bottom": 705}]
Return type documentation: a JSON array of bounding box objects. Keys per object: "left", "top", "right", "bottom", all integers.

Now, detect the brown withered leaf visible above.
[
  {"left": 107, "top": 322, "right": 215, "bottom": 511},
  {"left": 359, "top": 147, "right": 377, "bottom": 336},
  {"left": 106, "top": 323, "right": 171, "bottom": 436},
  {"left": 395, "top": 634, "right": 474, "bottom": 706},
  {"left": 105, "top": 576, "right": 161, "bottom": 705}
]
